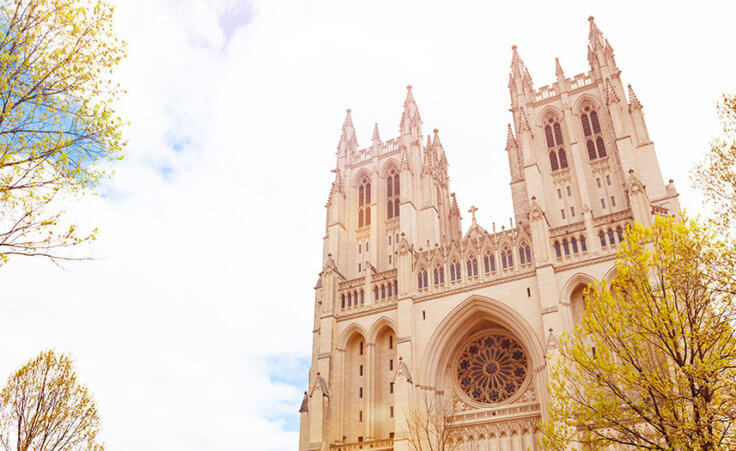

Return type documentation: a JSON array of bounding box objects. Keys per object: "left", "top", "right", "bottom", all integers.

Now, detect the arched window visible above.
[
  {"left": 374, "top": 286, "right": 379, "bottom": 300},
  {"left": 466, "top": 257, "right": 478, "bottom": 277},
  {"left": 387, "top": 283, "right": 392, "bottom": 297},
  {"left": 433, "top": 265, "right": 444, "bottom": 285},
  {"left": 545, "top": 117, "right": 568, "bottom": 171},
  {"left": 483, "top": 252, "right": 496, "bottom": 273},
  {"left": 360, "top": 290, "right": 364, "bottom": 304},
  {"left": 341, "top": 294, "right": 345, "bottom": 309},
  {"left": 558, "top": 149, "right": 568, "bottom": 168},
  {"left": 599, "top": 230, "right": 607, "bottom": 247},
  {"left": 347, "top": 292, "right": 352, "bottom": 307},
  {"left": 571, "top": 237, "right": 578, "bottom": 254},
  {"left": 450, "top": 260, "right": 461, "bottom": 281},
  {"left": 608, "top": 229, "right": 615, "bottom": 246},
  {"left": 582, "top": 106, "right": 606, "bottom": 160},
  {"left": 381, "top": 285, "right": 386, "bottom": 299},
  {"left": 358, "top": 177, "right": 371, "bottom": 227},
  {"left": 596, "top": 136, "right": 607, "bottom": 157},
  {"left": 563, "top": 239, "right": 570, "bottom": 256},
  {"left": 501, "top": 248, "right": 513, "bottom": 269},
  {"left": 554, "top": 241, "right": 561, "bottom": 258},
  {"left": 586, "top": 139, "right": 597, "bottom": 160},
  {"left": 387, "top": 169, "right": 400, "bottom": 219},
  {"left": 518, "top": 243, "right": 531, "bottom": 265},
  {"left": 549, "top": 151, "right": 559, "bottom": 171},
  {"left": 417, "top": 267, "right": 428, "bottom": 289},
  {"left": 394, "top": 280, "right": 398, "bottom": 295},
  {"left": 616, "top": 226, "right": 624, "bottom": 243}
]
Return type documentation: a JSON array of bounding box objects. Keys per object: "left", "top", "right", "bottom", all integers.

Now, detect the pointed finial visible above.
[
  {"left": 425, "top": 134, "right": 432, "bottom": 149},
  {"left": 605, "top": 79, "right": 620, "bottom": 104},
  {"left": 432, "top": 128, "right": 442, "bottom": 147},
  {"left": 400, "top": 84, "right": 421, "bottom": 136},
  {"left": 372, "top": 122, "right": 381, "bottom": 144},
  {"left": 338, "top": 108, "right": 358, "bottom": 153},
  {"left": 555, "top": 57, "right": 565, "bottom": 78},
  {"left": 627, "top": 84, "right": 642, "bottom": 110},
  {"left": 505, "top": 123, "right": 516, "bottom": 150}
]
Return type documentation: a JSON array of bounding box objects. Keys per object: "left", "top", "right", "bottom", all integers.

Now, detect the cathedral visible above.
[{"left": 299, "top": 17, "right": 680, "bottom": 451}]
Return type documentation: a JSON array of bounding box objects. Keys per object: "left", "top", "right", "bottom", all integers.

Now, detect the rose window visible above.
[{"left": 456, "top": 332, "right": 528, "bottom": 403}]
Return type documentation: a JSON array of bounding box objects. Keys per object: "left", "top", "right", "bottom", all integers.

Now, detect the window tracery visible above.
[
  {"left": 545, "top": 117, "right": 568, "bottom": 172},
  {"left": 456, "top": 332, "right": 529, "bottom": 404},
  {"left": 387, "top": 169, "right": 400, "bottom": 219},
  {"left": 581, "top": 105, "right": 607, "bottom": 160}
]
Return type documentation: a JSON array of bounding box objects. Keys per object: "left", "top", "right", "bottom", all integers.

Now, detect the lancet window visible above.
[
  {"left": 386, "top": 169, "right": 400, "bottom": 219},
  {"left": 501, "top": 248, "right": 513, "bottom": 269},
  {"left": 581, "top": 105, "right": 607, "bottom": 160},
  {"left": 518, "top": 242, "right": 532, "bottom": 265},
  {"left": 483, "top": 252, "right": 496, "bottom": 273},
  {"left": 449, "top": 260, "right": 461, "bottom": 282},
  {"left": 433, "top": 264, "right": 444, "bottom": 285},
  {"left": 417, "top": 267, "right": 428, "bottom": 290},
  {"left": 545, "top": 117, "right": 568, "bottom": 172},
  {"left": 358, "top": 177, "right": 371, "bottom": 227},
  {"left": 466, "top": 256, "right": 478, "bottom": 277}
]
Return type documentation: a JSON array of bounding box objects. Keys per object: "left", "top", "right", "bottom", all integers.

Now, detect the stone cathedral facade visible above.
[{"left": 299, "top": 17, "right": 680, "bottom": 451}]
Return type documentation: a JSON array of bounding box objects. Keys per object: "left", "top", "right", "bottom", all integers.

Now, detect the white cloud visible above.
[{"left": 0, "top": 0, "right": 734, "bottom": 449}]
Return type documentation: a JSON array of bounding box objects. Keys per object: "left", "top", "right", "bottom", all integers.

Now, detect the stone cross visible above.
[{"left": 468, "top": 205, "right": 478, "bottom": 222}]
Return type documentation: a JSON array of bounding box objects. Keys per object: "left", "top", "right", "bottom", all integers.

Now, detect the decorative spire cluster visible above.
[
  {"left": 509, "top": 45, "right": 534, "bottom": 97},
  {"left": 400, "top": 85, "right": 422, "bottom": 136},
  {"left": 337, "top": 109, "right": 358, "bottom": 155}
]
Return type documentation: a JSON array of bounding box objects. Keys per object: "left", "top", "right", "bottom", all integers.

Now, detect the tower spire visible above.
[
  {"left": 555, "top": 57, "right": 565, "bottom": 79},
  {"left": 400, "top": 84, "right": 422, "bottom": 137},
  {"left": 372, "top": 122, "right": 381, "bottom": 146},
  {"left": 628, "top": 84, "right": 642, "bottom": 110},
  {"left": 509, "top": 45, "right": 534, "bottom": 105},
  {"left": 587, "top": 16, "right": 617, "bottom": 77},
  {"left": 505, "top": 123, "right": 517, "bottom": 150},
  {"left": 338, "top": 108, "right": 357, "bottom": 155}
]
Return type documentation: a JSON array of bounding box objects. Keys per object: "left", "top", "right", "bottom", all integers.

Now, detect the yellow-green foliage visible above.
[
  {"left": 0, "top": 0, "right": 126, "bottom": 265},
  {"left": 0, "top": 350, "right": 104, "bottom": 450},
  {"left": 542, "top": 216, "right": 736, "bottom": 450},
  {"left": 693, "top": 94, "right": 736, "bottom": 234}
]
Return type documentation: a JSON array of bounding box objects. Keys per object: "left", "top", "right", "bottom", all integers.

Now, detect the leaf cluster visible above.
[
  {"left": 542, "top": 216, "right": 736, "bottom": 450},
  {"left": 0, "top": 0, "right": 126, "bottom": 266},
  {"left": 0, "top": 350, "right": 103, "bottom": 450}
]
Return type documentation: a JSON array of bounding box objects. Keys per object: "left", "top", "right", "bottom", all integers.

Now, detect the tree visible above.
[
  {"left": 0, "top": 350, "right": 103, "bottom": 450},
  {"left": 541, "top": 216, "right": 736, "bottom": 449},
  {"left": 404, "top": 391, "right": 455, "bottom": 451},
  {"left": 693, "top": 94, "right": 736, "bottom": 234},
  {"left": 0, "top": 0, "right": 126, "bottom": 266}
]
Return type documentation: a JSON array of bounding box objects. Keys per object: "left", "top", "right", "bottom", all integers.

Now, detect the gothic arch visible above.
[
  {"left": 337, "top": 323, "right": 368, "bottom": 350},
  {"left": 367, "top": 316, "right": 398, "bottom": 345},
  {"left": 560, "top": 272, "right": 597, "bottom": 302},
  {"left": 350, "top": 168, "right": 373, "bottom": 187},
  {"left": 536, "top": 105, "right": 565, "bottom": 130},
  {"left": 420, "top": 295, "right": 545, "bottom": 391},
  {"left": 602, "top": 264, "right": 619, "bottom": 284},
  {"left": 379, "top": 159, "right": 400, "bottom": 178},
  {"left": 573, "top": 93, "right": 604, "bottom": 115}
]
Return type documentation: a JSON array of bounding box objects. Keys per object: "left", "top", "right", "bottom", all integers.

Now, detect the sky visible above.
[{"left": 0, "top": 0, "right": 735, "bottom": 449}]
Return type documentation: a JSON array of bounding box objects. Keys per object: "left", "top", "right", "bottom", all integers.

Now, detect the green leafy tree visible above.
[
  {"left": 0, "top": 0, "right": 126, "bottom": 266},
  {"left": 542, "top": 216, "right": 736, "bottom": 449},
  {"left": 0, "top": 350, "right": 104, "bottom": 450}
]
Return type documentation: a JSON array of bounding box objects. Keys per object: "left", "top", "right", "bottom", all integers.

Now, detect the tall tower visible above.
[{"left": 301, "top": 17, "right": 680, "bottom": 451}]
